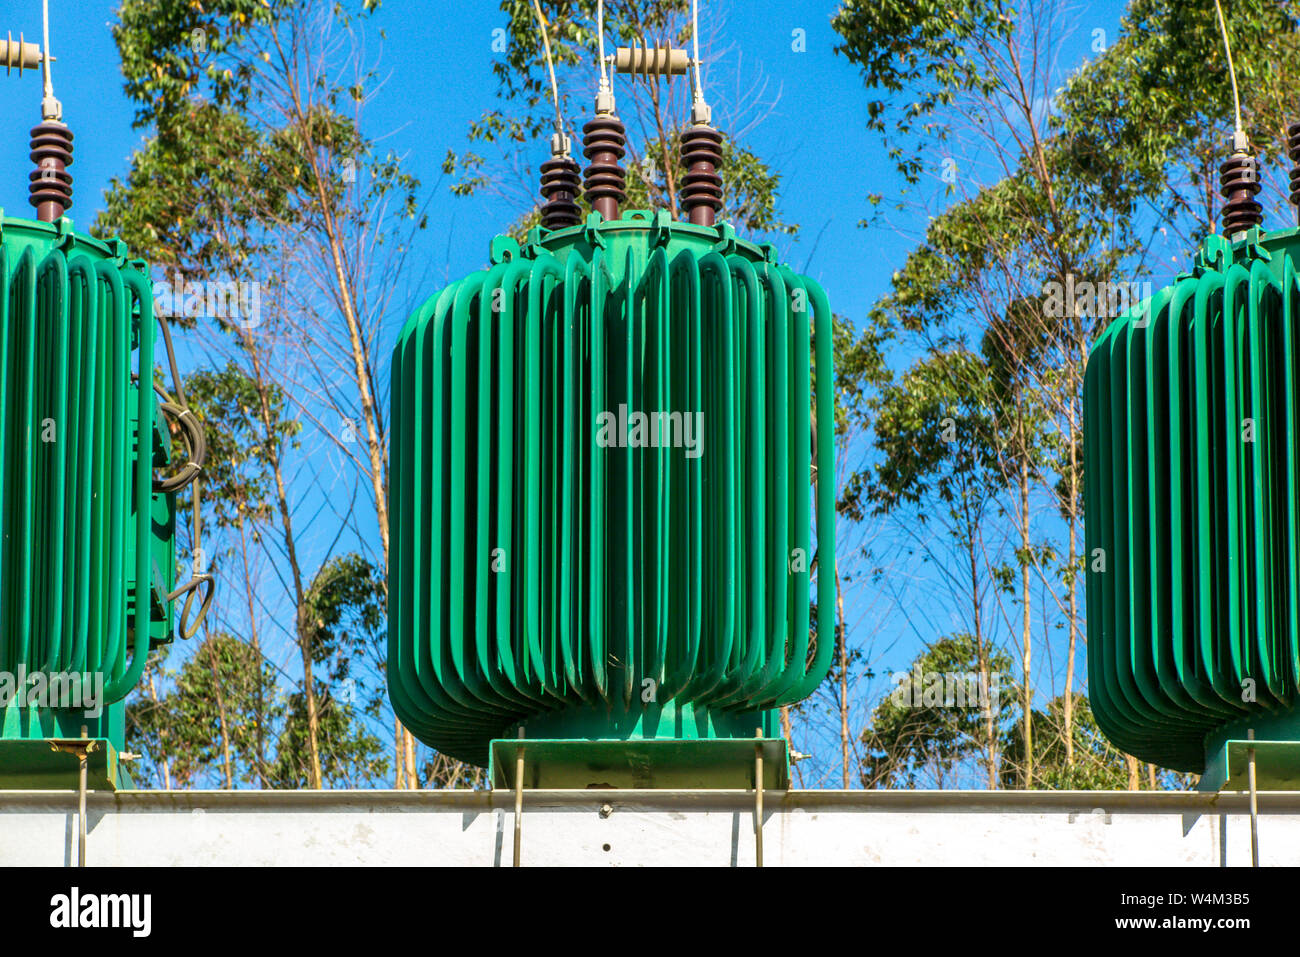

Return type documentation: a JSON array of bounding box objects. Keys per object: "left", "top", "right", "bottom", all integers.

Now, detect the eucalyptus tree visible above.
[
  {"left": 862, "top": 634, "right": 1015, "bottom": 789},
  {"left": 102, "top": 0, "right": 427, "bottom": 787},
  {"left": 832, "top": 0, "right": 1298, "bottom": 782},
  {"left": 852, "top": 347, "right": 1007, "bottom": 785},
  {"left": 126, "top": 634, "right": 282, "bottom": 789},
  {"left": 179, "top": 363, "right": 296, "bottom": 786}
]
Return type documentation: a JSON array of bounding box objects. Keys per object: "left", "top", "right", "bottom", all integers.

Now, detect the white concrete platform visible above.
[{"left": 1, "top": 788, "right": 1297, "bottom": 866}]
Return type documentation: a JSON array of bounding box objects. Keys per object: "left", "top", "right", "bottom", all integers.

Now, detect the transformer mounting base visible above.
[
  {"left": 0, "top": 737, "right": 126, "bottom": 791},
  {"left": 489, "top": 737, "right": 789, "bottom": 790}
]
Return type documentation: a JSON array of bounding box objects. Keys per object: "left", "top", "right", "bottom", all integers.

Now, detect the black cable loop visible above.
[{"left": 151, "top": 312, "right": 213, "bottom": 637}]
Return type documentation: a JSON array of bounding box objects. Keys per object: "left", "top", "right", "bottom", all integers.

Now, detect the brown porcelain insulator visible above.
[
  {"left": 581, "top": 114, "right": 627, "bottom": 221},
  {"left": 540, "top": 153, "right": 582, "bottom": 230},
  {"left": 29, "top": 120, "right": 73, "bottom": 223},
  {"left": 1219, "top": 150, "right": 1263, "bottom": 236},
  {"left": 1288, "top": 121, "right": 1300, "bottom": 224},
  {"left": 679, "top": 124, "right": 723, "bottom": 226}
]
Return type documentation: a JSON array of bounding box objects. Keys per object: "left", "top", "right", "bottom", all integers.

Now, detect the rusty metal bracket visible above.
[
  {"left": 48, "top": 726, "right": 97, "bottom": 868},
  {"left": 1248, "top": 728, "right": 1260, "bottom": 867},
  {"left": 754, "top": 728, "right": 764, "bottom": 868},
  {"left": 512, "top": 727, "right": 525, "bottom": 868}
]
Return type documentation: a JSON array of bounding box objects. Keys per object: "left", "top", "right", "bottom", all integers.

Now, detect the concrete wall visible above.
[{"left": 2, "top": 789, "right": 1298, "bottom": 866}]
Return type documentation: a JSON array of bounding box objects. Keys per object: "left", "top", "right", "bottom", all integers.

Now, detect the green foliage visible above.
[
  {"left": 268, "top": 554, "right": 389, "bottom": 787},
  {"left": 182, "top": 361, "right": 299, "bottom": 529},
  {"left": 114, "top": 0, "right": 284, "bottom": 127},
  {"left": 1055, "top": 0, "right": 1299, "bottom": 235},
  {"left": 125, "top": 554, "right": 390, "bottom": 789},
  {"left": 1000, "top": 695, "right": 1133, "bottom": 790},
  {"left": 862, "top": 633, "right": 1015, "bottom": 788},
  {"left": 466, "top": 0, "right": 690, "bottom": 140},
  {"left": 832, "top": 0, "right": 1016, "bottom": 184},
  {"left": 715, "top": 137, "right": 797, "bottom": 236},
  {"left": 863, "top": 659, "right": 1166, "bottom": 789},
  {"left": 113, "top": 0, "right": 382, "bottom": 127},
  {"left": 127, "top": 636, "right": 281, "bottom": 788},
  {"left": 101, "top": 0, "right": 423, "bottom": 303},
  {"left": 623, "top": 131, "right": 797, "bottom": 236},
  {"left": 876, "top": 174, "right": 1054, "bottom": 334},
  {"left": 825, "top": 315, "right": 890, "bottom": 444},
  {"left": 849, "top": 348, "right": 1000, "bottom": 529},
  {"left": 272, "top": 687, "right": 388, "bottom": 788},
  {"left": 302, "top": 553, "right": 387, "bottom": 712},
  {"left": 94, "top": 104, "right": 283, "bottom": 290}
]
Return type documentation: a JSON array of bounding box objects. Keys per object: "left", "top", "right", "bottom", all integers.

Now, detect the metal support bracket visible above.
[
  {"left": 1247, "top": 728, "right": 1260, "bottom": 868},
  {"left": 48, "top": 728, "right": 98, "bottom": 868},
  {"left": 490, "top": 735, "right": 788, "bottom": 866},
  {"left": 512, "top": 727, "right": 525, "bottom": 868},
  {"left": 754, "top": 728, "right": 764, "bottom": 868}
]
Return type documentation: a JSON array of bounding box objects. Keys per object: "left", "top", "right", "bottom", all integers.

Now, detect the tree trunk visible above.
[
  {"left": 966, "top": 517, "right": 997, "bottom": 789},
  {"left": 404, "top": 728, "right": 418, "bottom": 789},
  {"left": 236, "top": 507, "right": 269, "bottom": 787},
  {"left": 1018, "top": 442, "right": 1033, "bottom": 789},
  {"left": 268, "top": 28, "right": 386, "bottom": 792},
  {"left": 1064, "top": 356, "right": 1081, "bottom": 769},
  {"left": 272, "top": 37, "right": 391, "bottom": 581},
  {"left": 244, "top": 333, "right": 321, "bottom": 789},
  {"left": 836, "top": 569, "right": 851, "bottom": 788},
  {"left": 780, "top": 706, "right": 800, "bottom": 788},
  {"left": 299, "top": 647, "right": 321, "bottom": 788},
  {"left": 394, "top": 717, "right": 407, "bottom": 789},
  {"left": 206, "top": 638, "right": 235, "bottom": 790},
  {"left": 147, "top": 670, "right": 172, "bottom": 791}
]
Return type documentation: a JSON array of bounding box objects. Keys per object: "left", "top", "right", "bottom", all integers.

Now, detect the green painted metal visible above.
[
  {"left": 1084, "top": 226, "right": 1300, "bottom": 778},
  {"left": 0, "top": 738, "right": 123, "bottom": 790},
  {"left": 490, "top": 737, "right": 789, "bottom": 789},
  {"left": 389, "top": 210, "right": 836, "bottom": 769},
  {"left": 1202, "top": 710, "right": 1300, "bottom": 790},
  {"left": 0, "top": 213, "right": 176, "bottom": 789}
]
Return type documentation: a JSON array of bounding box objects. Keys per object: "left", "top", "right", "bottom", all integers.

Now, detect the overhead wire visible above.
[
  {"left": 1213, "top": 0, "right": 1244, "bottom": 136},
  {"left": 39, "top": 0, "right": 60, "bottom": 119},
  {"left": 691, "top": 0, "right": 703, "bottom": 100},
  {"left": 598, "top": 0, "right": 609, "bottom": 86},
  {"left": 530, "top": 0, "right": 564, "bottom": 139},
  {"left": 40, "top": 0, "right": 52, "bottom": 99}
]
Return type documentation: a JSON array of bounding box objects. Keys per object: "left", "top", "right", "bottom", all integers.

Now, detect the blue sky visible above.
[{"left": 0, "top": 0, "right": 1139, "bottom": 785}]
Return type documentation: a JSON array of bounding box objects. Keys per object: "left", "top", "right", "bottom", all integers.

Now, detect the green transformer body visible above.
[
  {"left": 1084, "top": 227, "right": 1300, "bottom": 788},
  {"left": 388, "top": 211, "right": 835, "bottom": 786},
  {"left": 0, "top": 214, "right": 176, "bottom": 789}
]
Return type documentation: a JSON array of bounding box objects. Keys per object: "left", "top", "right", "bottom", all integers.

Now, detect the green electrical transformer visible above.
[
  {"left": 388, "top": 208, "right": 836, "bottom": 787},
  {"left": 0, "top": 213, "right": 177, "bottom": 789},
  {"left": 1085, "top": 221, "right": 1300, "bottom": 789}
]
